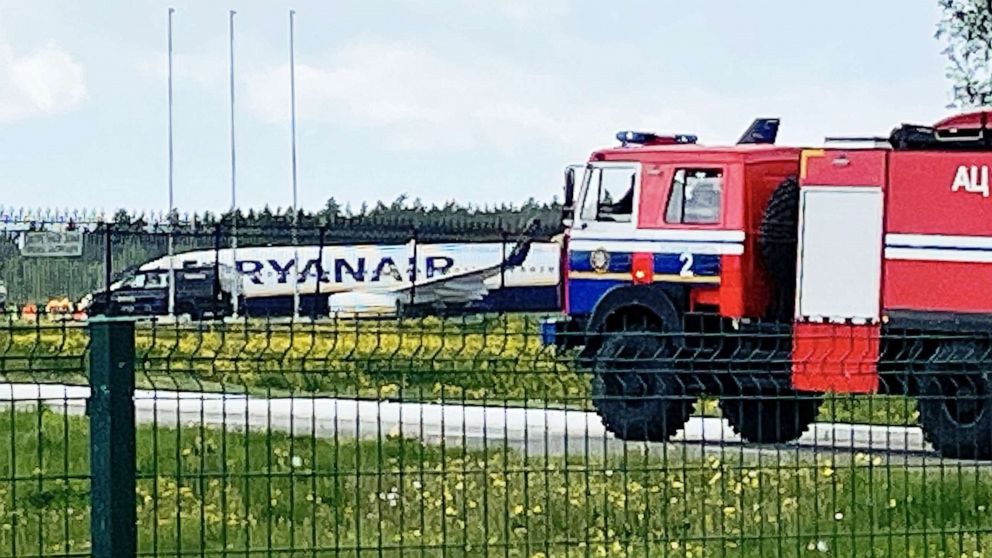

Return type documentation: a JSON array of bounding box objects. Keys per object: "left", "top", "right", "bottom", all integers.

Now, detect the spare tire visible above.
[{"left": 758, "top": 177, "right": 800, "bottom": 317}]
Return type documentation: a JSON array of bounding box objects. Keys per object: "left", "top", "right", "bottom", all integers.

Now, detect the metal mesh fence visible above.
[
  {"left": 0, "top": 315, "right": 990, "bottom": 557},
  {"left": 0, "top": 320, "right": 89, "bottom": 558},
  {"left": 0, "top": 222, "right": 991, "bottom": 557}
]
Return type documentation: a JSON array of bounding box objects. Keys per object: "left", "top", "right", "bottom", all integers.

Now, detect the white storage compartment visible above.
[{"left": 795, "top": 186, "right": 884, "bottom": 322}]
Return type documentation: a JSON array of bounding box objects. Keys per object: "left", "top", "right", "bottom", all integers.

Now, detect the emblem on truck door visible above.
[
  {"left": 951, "top": 165, "right": 990, "bottom": 197},
  {"left": 590, "top": 249, "right": 610, "bottom": 273}
]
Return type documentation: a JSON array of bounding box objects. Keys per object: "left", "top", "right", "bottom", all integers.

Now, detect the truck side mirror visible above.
[{"left": 563, "top": 167, "right": 576, "bottom": 225}]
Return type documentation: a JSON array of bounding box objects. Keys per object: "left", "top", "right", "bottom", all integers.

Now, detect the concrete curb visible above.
[{"left": 0, "top": 382, "right": 940, "bottom": 460}]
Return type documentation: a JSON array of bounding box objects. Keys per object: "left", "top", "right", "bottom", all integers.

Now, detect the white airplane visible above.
[{"left": 137, "top": 233, "right": 561, "bottom": 316}]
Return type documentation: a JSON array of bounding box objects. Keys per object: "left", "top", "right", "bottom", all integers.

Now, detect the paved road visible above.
[{"left": 0, "top": 382, "right": 958, "bottom": 463}]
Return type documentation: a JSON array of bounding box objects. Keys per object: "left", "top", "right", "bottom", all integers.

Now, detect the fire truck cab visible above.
[
  {"left": 563, "top": 132, "right": 796, "bottom": 323},
  {"left": 556, "top": 113, "right": 992, "bottom": 459}
]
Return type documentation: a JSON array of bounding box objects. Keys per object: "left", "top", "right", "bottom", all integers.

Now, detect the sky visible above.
[{"left": 0, "top": 1, "right": 953, "bottom": 215}]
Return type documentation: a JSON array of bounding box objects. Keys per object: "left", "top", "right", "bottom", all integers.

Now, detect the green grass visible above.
[
  {"left": 0, "top": 409, "right": 989, "bottom": 557},
  {"left": 0, "top": 316, "right": 921, "bottom": 427}
]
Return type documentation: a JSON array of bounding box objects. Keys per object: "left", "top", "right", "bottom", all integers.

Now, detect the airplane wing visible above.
[
  {"left": 396, "top": 262, "right": 500, "bottom": 305},
  {"left": 327, "top": 220, "right": 540, "bottom": 315},
  {"left": 327, "top": 266, "right": 504, "bottom": 316},
  {"left": 390, "top": 219, "right": 537, "bottom": 305}
]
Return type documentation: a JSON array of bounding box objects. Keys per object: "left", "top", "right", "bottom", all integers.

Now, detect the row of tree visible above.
[{"left": 99, "top": 195, "right": 563, "bottom": 236}]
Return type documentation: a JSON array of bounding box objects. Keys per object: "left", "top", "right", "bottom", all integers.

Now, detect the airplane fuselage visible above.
[{"left": 139, "top": 242, "right": 561, "bottom": 316}]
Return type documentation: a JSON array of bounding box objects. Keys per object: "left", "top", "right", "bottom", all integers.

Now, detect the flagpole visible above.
[
  {"left": 167, "top": 7, "right": 176, "bottom": 319},
  {"left": 289, "top": 9, "right": 300, "bottom": 320},
  {"left": 228, "top": 9, "right": 240, "bottom": 319}
]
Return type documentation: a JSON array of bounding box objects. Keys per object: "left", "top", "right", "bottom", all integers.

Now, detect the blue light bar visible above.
[{"left": 616, "top": 131, "right": 698, "bottom": 146}]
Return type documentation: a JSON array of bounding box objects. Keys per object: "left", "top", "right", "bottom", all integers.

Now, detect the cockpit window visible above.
[{"left": 579, "top": 166, "right": 637, "bottom": 223}]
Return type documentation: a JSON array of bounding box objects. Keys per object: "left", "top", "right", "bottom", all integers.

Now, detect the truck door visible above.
[
  {"left": 634, "top": 162, "right": 742, "bottom": 315},
  {"left": 576, "top": 163, "right": 639, "bottom": 235},
  {"left": 136, "top": 271, "right": 169, "bottom": 315},
  {"left": 567, "top": 162, "right": 641, "bottom": 316},
  {"left": 646, "top": 164, "right": 735, "bottom": 281}
]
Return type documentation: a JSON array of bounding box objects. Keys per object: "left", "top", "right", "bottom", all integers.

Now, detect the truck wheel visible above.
[
  {"left": 917, "top": 341, "right": 992, "bottom": 459},
  {"left": 591, "top": 330, "right": 696, "bottom": 442},
  {"left": 719, "top": 393, "right": 821, "bottom": 444}
]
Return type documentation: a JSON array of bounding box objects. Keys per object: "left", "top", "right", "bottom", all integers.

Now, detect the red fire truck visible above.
[{"left": 552, "top": 112, "right": 992, "bottom": 459}]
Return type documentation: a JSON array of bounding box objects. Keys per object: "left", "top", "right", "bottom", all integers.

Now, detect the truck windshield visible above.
[
  {"left": 579, "top": 165, "right": 637, "bottom": 223},
  {"left": 124, "top": 274, "right": 146, "bottom": 289},
  {"left": 121, "top": 272, "right": 167, "bottom": 289}
]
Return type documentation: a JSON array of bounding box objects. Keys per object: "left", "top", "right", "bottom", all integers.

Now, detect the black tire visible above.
[
  {"left": 917, "top": 341, "right": 992, "bottom": 460},
  {"left": 758, "top": 177, "right": 800, "bottom": 318},
  {"left": 719, "top": 393, "right": 821, "bottom": 444},
  {"left": 177, "top": 302, "right": 202, "bottom": 321},
  {"left": 591, "top": 330, "right": 696, "bottom": 442},
  {"left": 87, "top": 300, "right": 108, "bottom": 318}
]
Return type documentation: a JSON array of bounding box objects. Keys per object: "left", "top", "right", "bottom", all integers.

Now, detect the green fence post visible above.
[{"left": 88, "top": 318, "right": 137, "bottom": 558}]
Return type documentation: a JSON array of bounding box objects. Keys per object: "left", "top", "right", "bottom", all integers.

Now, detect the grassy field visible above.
[
  {"left": 0, "top": 410, "right": 989, "bottom": 558},
  {"left": 0, "top": 316, "right": 920, "bottom": 427}
]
